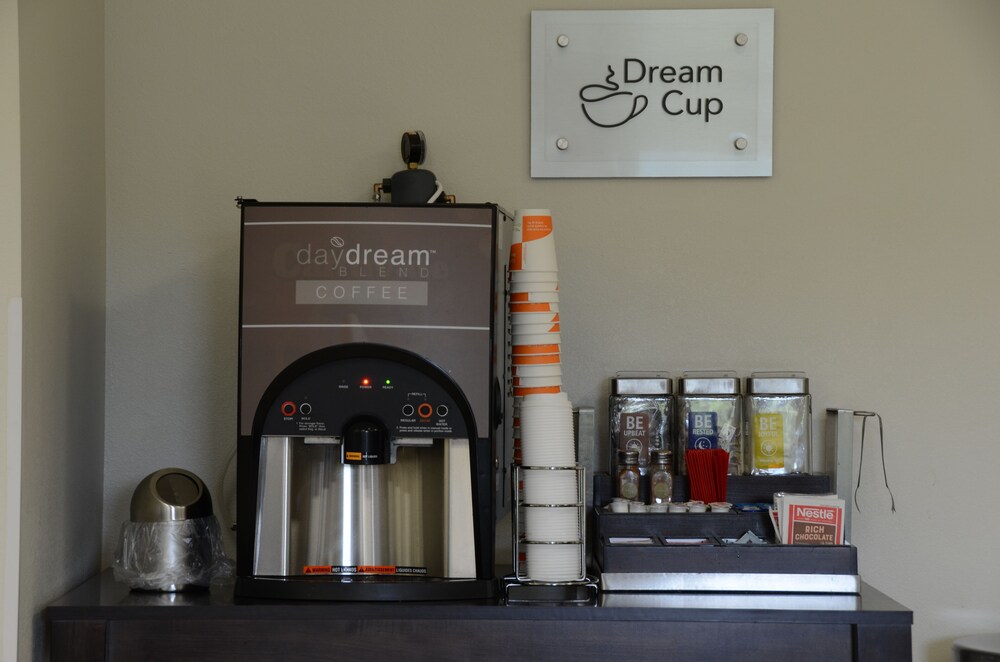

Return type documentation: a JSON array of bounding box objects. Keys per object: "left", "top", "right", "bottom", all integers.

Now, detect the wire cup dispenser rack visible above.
[{"left": 504, "top": 464, "right": 598, "bottom": 603}]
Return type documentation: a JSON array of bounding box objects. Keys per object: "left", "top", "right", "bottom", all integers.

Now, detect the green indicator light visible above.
[{"left": 385, "top": 379, "right": 392, "bottom": 385}]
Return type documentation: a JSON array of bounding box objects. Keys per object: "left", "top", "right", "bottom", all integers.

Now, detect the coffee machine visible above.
[{"left": 235, "top": 200, "right": 512, "bottom": 600}]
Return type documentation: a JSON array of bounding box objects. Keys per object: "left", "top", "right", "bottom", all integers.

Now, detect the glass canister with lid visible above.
[
  {"left": 608, "top": 373, "right": 673, "bottom": 505},
  {"left": 746, "top": 371, "right": 812, "bottom": 475},
  {"left": 677, "top": 371, "right": 743, "bottom": 476}
]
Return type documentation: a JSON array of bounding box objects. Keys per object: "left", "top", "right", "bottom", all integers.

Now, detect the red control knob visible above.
[{"left": 281, "top": 401, "right": 297, "bottom": 416}]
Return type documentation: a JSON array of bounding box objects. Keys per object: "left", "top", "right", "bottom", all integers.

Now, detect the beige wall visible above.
[
  {"left": 1, "top": 0, "right": 22, "bottom": 657},
  {"left": 17, "top": 0, "right": 106, "bottom": 660},
  {"left": 99, "top": 1, "right": 998, "bottom": 661}
]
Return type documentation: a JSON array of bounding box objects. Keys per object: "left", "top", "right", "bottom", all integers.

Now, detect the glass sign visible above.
[{"left": 531, "top": 9, "right": 774, "bottom": 178}]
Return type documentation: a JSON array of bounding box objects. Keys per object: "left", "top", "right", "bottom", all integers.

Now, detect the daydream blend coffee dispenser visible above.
[{"left": 235, "top": 191, "right": 512, "bottom": 600}]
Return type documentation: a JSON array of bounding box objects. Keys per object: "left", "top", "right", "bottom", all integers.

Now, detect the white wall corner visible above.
[{"left": 3, "top": 298, "right": 23, "bottom": 662}]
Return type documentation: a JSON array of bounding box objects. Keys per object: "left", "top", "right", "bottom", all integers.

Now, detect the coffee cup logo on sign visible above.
[{"left": 579, "top": 66, "right": 649, "bottom": 128}]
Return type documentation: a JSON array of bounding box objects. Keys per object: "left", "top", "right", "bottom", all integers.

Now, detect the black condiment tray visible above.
[
  {"left": 591, "top": 473, "right": 856, "bottom": 579},
  {"left": 593, "top": 472, "right": 834, "bottom": 508},
  {"left": 595, "top": 505, "right": 774, "bottom": 543}
]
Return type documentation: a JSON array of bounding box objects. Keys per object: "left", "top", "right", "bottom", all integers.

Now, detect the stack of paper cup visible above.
[
  {"left": 516, "top": 393, "right": 583, "bottom": 583},
  {"left": 517, "top": 392, "right": 575, "bottom": 466},
  {"left": 510, "top": 209, "right": 561, "bottom": 396},
  {"left": 509, "top": 210, "right": 582, "bottom": 583},
  {"left": 522, "top": 540, "right": 583, "bottom": 583}
]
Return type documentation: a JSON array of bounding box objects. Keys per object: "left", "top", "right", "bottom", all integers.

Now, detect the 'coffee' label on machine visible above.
[
  {"left": 687, "top": 411, "right": 719, "bottom": 449},
  {"left": 295, "top": 280, "right": 429, "bottom": 306}
]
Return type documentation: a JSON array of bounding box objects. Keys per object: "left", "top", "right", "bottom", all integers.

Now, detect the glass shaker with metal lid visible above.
[
  {"left": 617, "top": 450, "right": 641, "bottom": 501},
  {"left": 609, "top": 373, "right": 673, "bottom": 505},
  {"left": 746, "top": 371, "right": 812, "bottom": 475},
  {"left": 678, "top": 371, "right": 743, "bottom": 476},
  {"left": 649, "top": 449, "right": 674, "bottom": 504}
]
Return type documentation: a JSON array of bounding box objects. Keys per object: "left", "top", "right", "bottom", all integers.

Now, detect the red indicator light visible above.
[{"left": 361, "top": 377, "right": 371, "bottom": 386}]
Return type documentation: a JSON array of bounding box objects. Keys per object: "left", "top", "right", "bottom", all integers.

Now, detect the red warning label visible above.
[
  {"left": 358, "top": 565, "right": 396, "bottom": 575},
  {"left": 303, "top": 565, "right": 333, "bottom": 574},
  {"left": 301, "top": 565, "right": 429, "bottom": 576}
]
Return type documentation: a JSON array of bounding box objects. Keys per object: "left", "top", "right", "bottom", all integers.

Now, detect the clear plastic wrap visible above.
[
  {"left": 113, "top": 515, "right": 234, "bottom": 591},
  {"left": 678, "top": 395, "right": 742, "bottom": 476},
  {"left": 609, "top": 394, "right": 672, "bottom": 503},
  {"left": 609, "top": 395, "right": 672, "bottom": 467},
  {"left": 747, "top": 394, "right": 811, "bottom": 475}
]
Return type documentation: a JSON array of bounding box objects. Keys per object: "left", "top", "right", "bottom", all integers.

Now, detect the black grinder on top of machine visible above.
[{"left": 235, "top": 133, "right": 512, "bottom": 600}]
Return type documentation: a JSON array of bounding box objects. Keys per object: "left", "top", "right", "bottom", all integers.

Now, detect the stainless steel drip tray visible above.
[
  {"left": 596, "top": 536, "right": 860, "bottom": 594},
  {"left": 598, "top": 588, "right": 862, "bottom": 610},
  {"left": 599, "top": 571, "right": 861, "bottom": 594}
]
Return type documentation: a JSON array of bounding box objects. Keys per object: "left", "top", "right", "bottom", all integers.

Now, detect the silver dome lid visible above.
[{"left": 129, "top": 467, "right": 213, "bottom": 522}]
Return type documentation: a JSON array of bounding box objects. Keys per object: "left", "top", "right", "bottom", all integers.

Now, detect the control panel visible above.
[{"left": 260, "top": 355, "right": 470, "bottom": 440}]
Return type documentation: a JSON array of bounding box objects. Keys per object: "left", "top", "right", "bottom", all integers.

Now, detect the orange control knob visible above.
[
  {"left": 417, "top": 403, "right": 433, "bottom": 418},
  {"left": 281, "top": 401, "right": 297, "bottom": 416}
]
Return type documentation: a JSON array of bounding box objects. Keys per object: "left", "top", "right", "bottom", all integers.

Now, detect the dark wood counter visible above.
[{"left": 47, "top": 570, "right": 911, "bottom": 661}]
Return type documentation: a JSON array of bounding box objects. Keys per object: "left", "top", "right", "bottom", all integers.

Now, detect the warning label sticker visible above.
[
  {"left": 303, "top": 565, "right": 333, "bottom": 574},
  {"left": 301, "top": 565, "right": 428, "bottom": 576}
]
